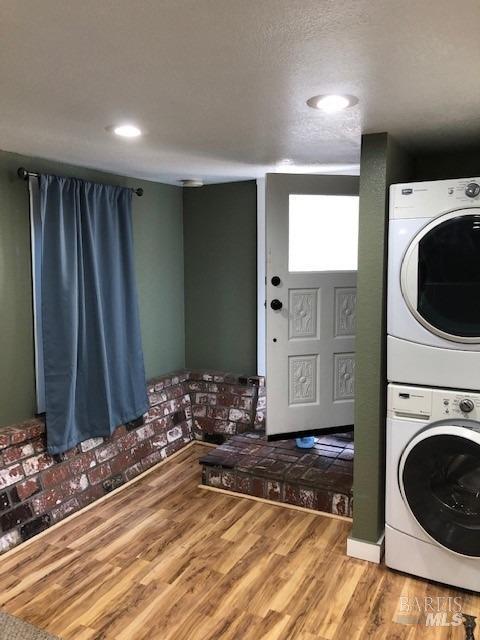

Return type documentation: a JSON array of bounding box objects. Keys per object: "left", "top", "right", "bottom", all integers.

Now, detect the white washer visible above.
[
  {"left": 386, "top": 383, "right": 480, "bottom": 591},
  {"left": 388, "top": 177, "right": 480, "bottom": 390}
]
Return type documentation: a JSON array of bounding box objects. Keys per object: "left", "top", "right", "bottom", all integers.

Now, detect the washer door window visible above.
[
  {"left": 401, "top": 208, "right": 480, "bottom": 343},
  {"left": 399, "top": 424, "right": 480, "bottom": 557}
]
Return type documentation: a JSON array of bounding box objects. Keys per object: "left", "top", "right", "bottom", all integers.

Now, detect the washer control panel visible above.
[
  {"left": 388, "top": 384, "right": 480, "bottom": 421},
  {"left": 437, "top": 392, "right": 480, "bottom": 419}
]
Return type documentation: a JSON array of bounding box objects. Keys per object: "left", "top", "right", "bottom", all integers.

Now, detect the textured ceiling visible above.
[{"left": 1, "top": 1, "right": 480, "bottom": 184}]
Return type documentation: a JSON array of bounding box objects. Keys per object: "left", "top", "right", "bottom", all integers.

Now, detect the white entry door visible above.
[{"left": 266, "top": 174, "right": 359, "bottom": 438}]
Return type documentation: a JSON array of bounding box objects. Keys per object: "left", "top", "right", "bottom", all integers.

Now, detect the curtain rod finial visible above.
[
  {"left": 17, "top": 167, "right": 29, "bottom": 180},
  {"left": 135, "top": 187, "right": 144, "bottom": 197}
]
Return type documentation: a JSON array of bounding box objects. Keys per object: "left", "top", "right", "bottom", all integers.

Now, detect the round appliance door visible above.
[
  {"left": 401, "top": 208, "right": 480, "bottom": 343},
  {"left": 399, "top": 422, "right": 480, "bottom": 557}
]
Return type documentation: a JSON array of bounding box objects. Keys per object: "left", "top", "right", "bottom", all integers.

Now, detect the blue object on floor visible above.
[{"left": 296, "top": 436, "right": 316, "bottom": 449}]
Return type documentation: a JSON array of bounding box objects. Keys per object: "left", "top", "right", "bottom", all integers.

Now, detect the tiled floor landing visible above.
[{"left": 199, "top": 431, "right": 353, "bottom": 517}]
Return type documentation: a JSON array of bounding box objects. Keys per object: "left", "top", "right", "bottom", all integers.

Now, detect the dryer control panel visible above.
[
  {"left": 388, "top": 384, "right": 480, "bottom": 421},
  {"left": 390, "top": 177, "right": 480, "bottom": 220}
]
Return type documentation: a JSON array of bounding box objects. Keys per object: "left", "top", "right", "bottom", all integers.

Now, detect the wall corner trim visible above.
[{"left": 346, "top": 532, "right": 385, "bottom": 564}]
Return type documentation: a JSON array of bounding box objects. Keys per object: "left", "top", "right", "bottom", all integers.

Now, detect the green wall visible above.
[
  {"left": 183, "top": 181, "right": 257, "bottom": 375},
  {"left": 352, "top": 133, "right": 413, "bottom": 543},
  {"left": 414, "top": 149, "right": 480, "bottom": 181},
  {"left": 0, "top": 150, "right": 184, "bottom": 427}
]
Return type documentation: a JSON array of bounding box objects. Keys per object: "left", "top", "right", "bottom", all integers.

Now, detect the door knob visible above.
[{"left": 270, "top": 299, "right": 283, "bottom": 311}]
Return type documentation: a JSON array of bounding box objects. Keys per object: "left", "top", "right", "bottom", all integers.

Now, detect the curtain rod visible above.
[{"left": 17, "top": 167, "right": 144, "bottom": 197}]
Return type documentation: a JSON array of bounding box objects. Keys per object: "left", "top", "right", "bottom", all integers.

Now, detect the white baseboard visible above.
[{"left": 347, "top": 532, "right": 385, "bottom": 564}]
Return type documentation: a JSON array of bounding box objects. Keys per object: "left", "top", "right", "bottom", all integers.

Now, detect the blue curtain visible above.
[{"left": 39, "top": 175, "right": 149, "bottom": 454}]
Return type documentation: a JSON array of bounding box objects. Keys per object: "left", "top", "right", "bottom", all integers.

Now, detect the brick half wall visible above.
[
  {"left": 0, "top": 369, "right": 265, "bottom": 555},
  {"left": 188, "top": 371, "right": 265, "bottom": 441}
]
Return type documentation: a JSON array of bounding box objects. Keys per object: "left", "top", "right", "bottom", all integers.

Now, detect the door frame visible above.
[
  {"left": 263, "top": 173, "right": 359, "bottom": 438},
  {"left": 257, "top": 177, "right": 266, "bottom": 376}
]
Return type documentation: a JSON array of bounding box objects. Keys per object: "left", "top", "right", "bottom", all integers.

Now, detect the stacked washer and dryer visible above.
[{"left": 386, "top": 177, "right": 480, "bottom": 591}]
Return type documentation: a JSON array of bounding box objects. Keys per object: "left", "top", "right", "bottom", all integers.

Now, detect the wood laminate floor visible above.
[{"left": 0, "top": 444, "right": 478, "bottom": 640}]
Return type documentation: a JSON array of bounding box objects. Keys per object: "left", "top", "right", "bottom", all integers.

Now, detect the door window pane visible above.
[
  {"left": 418, "top": 214, "right": 480, "bottom": 337},
  {"left": 289, "top": 195, "right": 359, "bottom": 272}
]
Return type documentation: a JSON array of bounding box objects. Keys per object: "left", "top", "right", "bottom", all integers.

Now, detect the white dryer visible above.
[
  {"left": 388, "top": 177, "right": 480, "bottom": 390},
  {"left": 386, "top": 383, "right": 480, "bottom": 591}
]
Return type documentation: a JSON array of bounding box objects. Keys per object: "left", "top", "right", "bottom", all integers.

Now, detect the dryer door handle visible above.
[{"left": 401, "top": 243, "right": 418, "bottom": 311}]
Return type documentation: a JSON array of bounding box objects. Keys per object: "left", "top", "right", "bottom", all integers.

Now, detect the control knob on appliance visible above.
[
  {"left": 465, "top": 182, "right": 480, "bottom": 198},
  {"left": 459, "top": 398, "right": 475, "bottom": 413}
]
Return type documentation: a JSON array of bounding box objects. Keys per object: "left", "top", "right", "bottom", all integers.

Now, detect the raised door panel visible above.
[
  {"left": 288, "top": 355, "right": 318, "bottom": 405},
  {"left": 334, "top": 288, "right": 356, "bottom": 337},
  {"left": 333, "top": 353, "right": 355, "bottom": 401},
  {"left": 288, "top": 289, "right": 319, "bottom": 340}
]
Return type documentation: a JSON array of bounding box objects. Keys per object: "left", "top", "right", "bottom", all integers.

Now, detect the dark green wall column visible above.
[
  {"left": 183, "top": 181, "right": 257, "bottom": 375},
  {"left": 352, "top": 133, "right": 412, "bottom": 543}
]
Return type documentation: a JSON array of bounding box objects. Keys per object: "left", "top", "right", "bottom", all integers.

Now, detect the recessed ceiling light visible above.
[
  {"left": 306, "top": 94, "right": 358, "bottom": 113},
  {"left": 112, "top": 124, "right": 142, "bottom": 138}
]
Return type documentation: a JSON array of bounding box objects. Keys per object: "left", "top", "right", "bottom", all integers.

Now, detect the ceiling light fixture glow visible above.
[
  {"left": 112, "top": 124, "right": 142, "bottom": 138},
  {"left": 180, "top": 179, "right": 204, "bottom": 188},
  {"left": 307, "top": 94, "right": 358, "bottom": 113}
]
